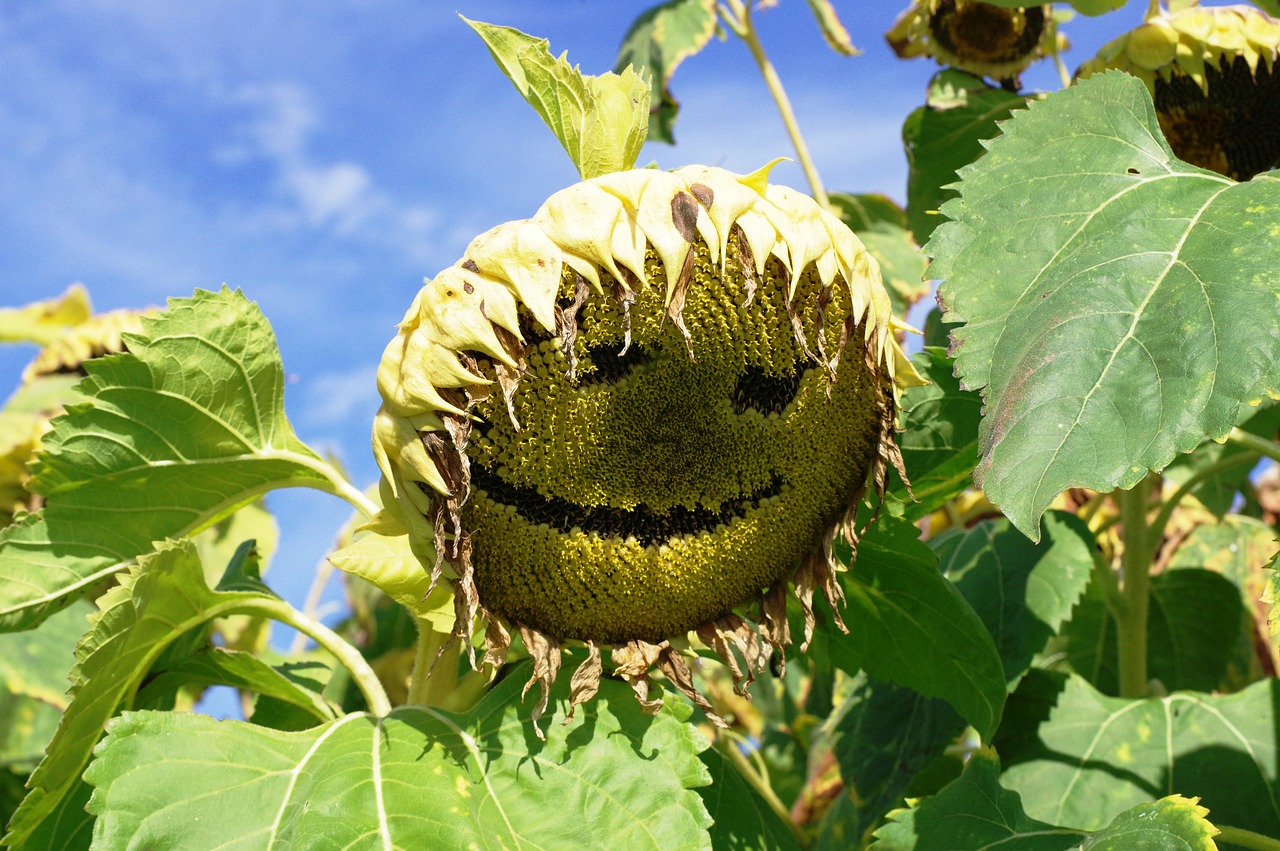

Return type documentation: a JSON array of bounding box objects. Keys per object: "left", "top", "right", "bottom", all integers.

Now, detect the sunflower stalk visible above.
[
  {"left": 717, "top": 0, "right": 830, "bottom": 208},
  {"left": 1114, "top": 473, "right": 1158, "bottom": 698}
]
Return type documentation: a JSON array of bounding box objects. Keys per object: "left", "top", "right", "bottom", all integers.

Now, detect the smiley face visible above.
[{"left": 463, "top": 239, "right": 883, "bottom": 644}]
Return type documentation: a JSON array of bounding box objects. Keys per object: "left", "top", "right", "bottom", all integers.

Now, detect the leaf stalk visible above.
[{"left": 238, "top": 597, "right": 392, "bottom": 716}]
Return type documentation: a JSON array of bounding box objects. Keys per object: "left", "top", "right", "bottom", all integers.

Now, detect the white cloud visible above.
[{"left": 296, "top": 364, "right": 380, "bottom": 428}]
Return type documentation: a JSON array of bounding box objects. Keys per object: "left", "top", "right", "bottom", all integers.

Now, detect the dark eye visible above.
[
  {"left": 579, "top": 343, "right": 652, "bottom": 386},
  {"left": 732, "top": 365, "right": 800, "bottom": 416}
]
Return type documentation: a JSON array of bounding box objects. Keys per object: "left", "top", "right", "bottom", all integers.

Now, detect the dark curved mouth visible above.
[{"left": 470, "top": 465, "right": 784, "bottom": 547}]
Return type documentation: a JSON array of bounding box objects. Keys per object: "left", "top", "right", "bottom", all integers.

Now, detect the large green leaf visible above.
[
  {"left": 822, "top": 675, "right": 963, "bottom": 848},
  {"left": 871, "top": 748, "right": 1218, "bottom": 850},
  {"left": 935, "top": 512, "right": 1096, "bottom": 689},
  {"left": 903, "top": 70, "right": 1025, "bottom": 243},
  {"left": 1061, "top": 568, "right": 1248, "bottom": 695},
  {"left": 467, "top": 18, "right": 650, "bottom": 179},
  {"left": 2, "top": 540, "right": 279, "bottom": 848},
  {"left": 614, "top": 0, "right": 718, "bottom": 145},
  {"left": 1000, "top": 674, "right": 1280, "bottom": 835},
  {"left": 828, "top": 193, "right": 929, "bottom": 319},
  {"left": 0, "top": 288, "right": 337, "bottom": 632},
  {"left": 891, "top": 348, "right": 983, "bottom": 519},
  {"left": 85, "top": 665, "right": 712, "bottom": 850},
  {"left": 929, "top": 72, "right": 1280, "bottom": 540},
  {"left": 833, "top": 515, "right": 1005, "bottom": 740}
]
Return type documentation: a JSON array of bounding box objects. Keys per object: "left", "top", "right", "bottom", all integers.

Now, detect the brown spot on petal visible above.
[
  {"left": 690, "top": 183, "right": 714, "bottom": 209},
  {"left": 462, "top": 259, "right": 480, "bottom": 273},
  {"left": 671, "top": 191, "right": 700, "bottom": 243},
  {"left": 463, "top": 281, "right": 475, "bottom": 295}
]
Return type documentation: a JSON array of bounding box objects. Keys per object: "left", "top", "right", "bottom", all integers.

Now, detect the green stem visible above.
[
  {"left": 720, "top": 0, "right": 830, "bottom": 208},
  {"left": 406, "top": 618, "right": 460, "bottom": 707},
  {"left": 238, "top": 597, "right": 392, "bottom": 716},
  {"left": 1115, "top": 473, "right": 1157, "bottom": 699},
  {"left": 1226, "top": 427, "right": 1280, "bottom": 464},
  {"left": 718, "top": 735, "right": 807, "bottom": 847},
  {"left": 1146, "top": 450, "right": 1260, "bottom": 550},
  {"left": 1217, "top": 824, "right": 1280, "bottom": 850}
]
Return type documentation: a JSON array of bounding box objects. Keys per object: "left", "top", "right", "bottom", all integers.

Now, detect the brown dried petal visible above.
[
  {"left": 481, "top": 611, "right": 512, "bottom": 672},
  {"left": 758, "top": 582, "right": 792, "bottom": 677},
  {"left": 519, "top": 624, "right": 563, "bottom": 739},
  {"left": 696, "top": 613, "right": 765, "bottom": 695},
  {"left": 611, "top": 640, "right": 665, "bottom": 715},
  {"left": 555, "top": 274, "right": 591, "bottom": 380},
  {"left": 732, "top": 226, "right": 759, "bottom": 308},
  {"left": 665, "top": 248, "right": 697, "bottom": 359},
  {"left": 657, "top": 644, "right": 728, "bottom": 728},
  {"left": 565, "top": 640, "right": 603, "bottom": 723}
]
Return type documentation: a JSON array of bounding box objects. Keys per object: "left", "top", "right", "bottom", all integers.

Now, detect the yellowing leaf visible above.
[
  {"left": 465, "top": 17, "right": 650, "bottom": 179},
  {"left": 0, "top": 285, "right": 91, "bottom": 346}
]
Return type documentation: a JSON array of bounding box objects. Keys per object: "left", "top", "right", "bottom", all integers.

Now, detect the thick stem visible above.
[
  {"left": 722, "top": 0, "right": 830, "bottom": 207},
  {"left": 1115, "top": 474, "right": 1157, "bottom": 698},
  {"left": 406, "top": 619, "right": 460, "bottom": 707},
  {"left": 239, "top": 597, "right": 392, "bottom": 716},
  {"left": 1216, "top": 825, "right": 1280, "bottom": 851}
]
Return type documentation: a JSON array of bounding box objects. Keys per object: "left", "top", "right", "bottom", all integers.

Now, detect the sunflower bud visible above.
[
  {"left": 1078, "top": 4, "right": 1280, "bottom": 180},
  {"left": 886, "top": 0, "right": 1063, "bottom": 85},
  {"left": 373, "top": 162, "right": 918, "bottom": 730}
]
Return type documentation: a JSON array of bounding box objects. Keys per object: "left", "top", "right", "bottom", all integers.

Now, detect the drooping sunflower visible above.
[
  {"left": 886, "top": 0, "right": 1062, "bottom": 85},
  {"left": 1078, "top": 3, "right": 1280, "bottom": 181},
  {"left": 373, "top": 162, "right": 919, "bottom": 730}
]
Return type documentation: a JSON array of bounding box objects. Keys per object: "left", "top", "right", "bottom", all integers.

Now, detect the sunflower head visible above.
[
  {"left": 373, "top": 163, "right": 917, "bottom": 732},
  {"left": 1078, "top": 4, "right": 1280, "bottom": 180},
  {"left": 22, "top": 308, "right": 149, "bottom": 381},
  {"left": 887, "top": 0, "right": 1062, "bottom": 84}
]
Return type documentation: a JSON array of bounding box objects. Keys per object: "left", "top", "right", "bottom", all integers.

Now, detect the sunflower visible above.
[
  {"left": 1078, "top": 3, "right": 1280, "bottom": 181},
  {"left": 373, "top": 162, "right": 919, "bottom": 731},
  {"left": 886, "top": 0, "right": 1062, "bottom": 86}
]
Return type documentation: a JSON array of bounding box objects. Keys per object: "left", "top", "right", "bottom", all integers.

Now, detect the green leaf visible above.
[
  {"left": 929, "top": 72, "right": 1280, "bottom": 540},
  {"left": 873, "top": 748, "right": 1219, "bottom": 850},
  {"left": 822, "top": 675, "right": 963, "bottom": 847},
  {"left": 3, "top": 539, "right": 278, "bottom": 848},
  {"left": 0, "top": 286, "right": 91, "bottom": 346},
  {"left": 828, "top": 193, "right": 929, "bottom": 318},
  {"left": 0, "top": 599, "right": 91, "bottom": 710},
  {"left": 133, "top": 647, "right": 337, "bottom": 723},
  {"left": 1266, "top": 546, "right": 1280, "bottom": 649},
  {"left": 833, "top": 515, "right": 1006, "bottom": 741},
  {"left": 698, "top": 746, "right": 802, "bottom": 851},
  {"left": 327, "top": 507, "right": 455, "bottom": 632},
  {"left": 935, "top": 512, "right": 1096, "bottom": 689},
  {"left": 466, "top": 17, "right": 650, "bottom": 179},
  {"left": 614, "top": 0, "right": 718, "bottom": 145},
  {"left": 0, "top": 287, "right": 336, "bottom": 632},
  {"left": 892, "top": 348, "right": 982, "bottom": 520},
  {"left": 1062, "top": 568, "right": 1248, "bottom": 694},
  {"left": 1251, "top": 0, "right": 1280, "bottom": 16},
  {"left": 871, "top": 749, "right": 1082, "bottom": 849},
  {"left": 1000, "top": 674, "right": 1280, "bottom": 835},
  {"left": 903, "top": 70, "right": 1026, "bottom": 243},
  {"left": 85, "top": 664, "right": 713, "bottom": 850}
]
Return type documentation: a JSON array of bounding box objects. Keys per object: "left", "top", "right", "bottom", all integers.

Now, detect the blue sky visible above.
[{"left": 0, "top": 1, "right": 1148, "bottom": 646}]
